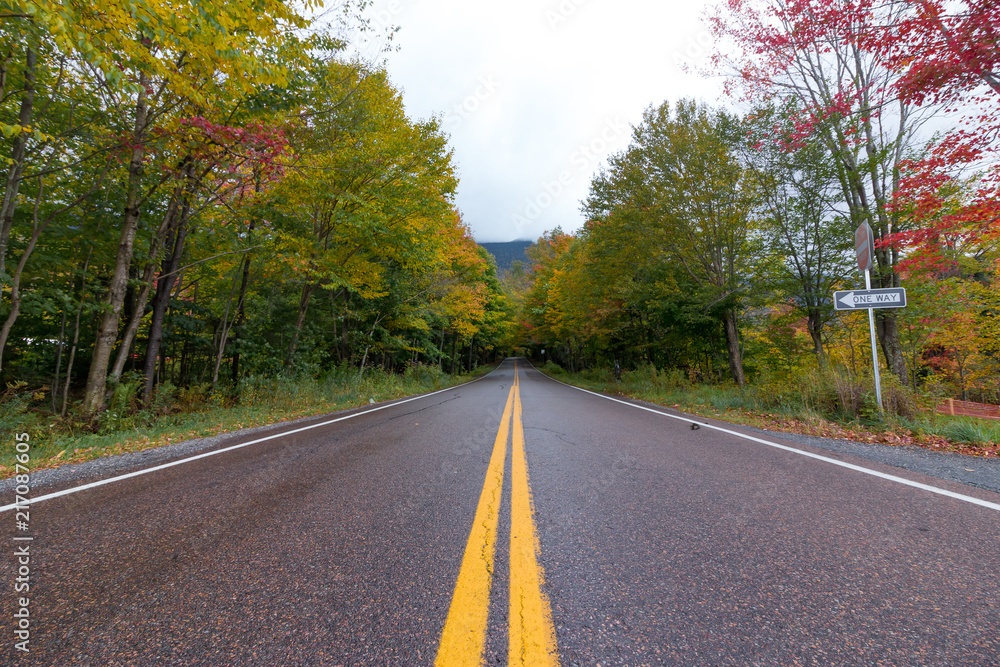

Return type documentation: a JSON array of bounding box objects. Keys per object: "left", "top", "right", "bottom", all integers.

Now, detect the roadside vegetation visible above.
[
  {"left": 537, "top": 361, "right": 1000, "bottom": 458},
  {"left": 0, "top": 1, "right": 516, "bottom": 477},
  {"left": 0, "top": 363, "right": 479, "bottom": 476},
  {"left": 518, "top": 0, "right": 1000, "bottom": 453}
]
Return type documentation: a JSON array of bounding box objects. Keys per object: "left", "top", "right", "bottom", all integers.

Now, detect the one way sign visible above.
[{"left": 833, "top": 288, "right": 907, "bottom": 310}]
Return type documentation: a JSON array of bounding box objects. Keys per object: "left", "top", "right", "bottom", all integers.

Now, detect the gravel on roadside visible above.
[
  {"left": 654, "top": 401, "right": 1000, "bottom": 495},
  {"left": 0, "top": 409, "right": 355, "bottom": 495},
  {"left": 730, "top": 421, "right": 1000, "bottom": 494}
]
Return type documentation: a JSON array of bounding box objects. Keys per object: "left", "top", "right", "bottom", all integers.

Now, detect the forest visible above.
[
  {"left": 0, "top": 0, "right": 515, "bottom": 429},
  {"left": 0, "top": 0, "right": 998, "bottom": 446},
  {"left": 520, "top": 0, "right": 1000, "bottom": 412}
]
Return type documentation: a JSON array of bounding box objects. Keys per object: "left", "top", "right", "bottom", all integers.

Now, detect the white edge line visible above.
[
  {"left": 1, "top": 366, "right": 502, "bottom": 513},
  {"left": 531, "top": 365, "right": 1000, "bottom": 513}
]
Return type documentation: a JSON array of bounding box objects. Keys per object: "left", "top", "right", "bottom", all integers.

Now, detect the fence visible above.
[{"left": 935, "top": 398, "right": 1000, "bottom": 421}]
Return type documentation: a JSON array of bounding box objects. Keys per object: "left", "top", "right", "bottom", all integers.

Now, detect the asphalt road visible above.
[{"left": 3, "top": 359, "right": 999, "bottom": 666}]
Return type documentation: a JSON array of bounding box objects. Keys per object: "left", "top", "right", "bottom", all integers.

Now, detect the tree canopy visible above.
[{"left": 0, "top": 0, "right": 514, "bottom": 419}]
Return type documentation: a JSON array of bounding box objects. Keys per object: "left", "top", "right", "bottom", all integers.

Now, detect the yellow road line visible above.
[
  {"left": 434, "top": 383, "right": 515, "bottom": 667},
  {"left": 509, "top": 365, "right": 560, "bottom": 666}
]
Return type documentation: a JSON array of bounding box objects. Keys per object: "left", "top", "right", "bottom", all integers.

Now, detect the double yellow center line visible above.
[{"left": 435, "top": 363, "right": 560, "bottom": 666}]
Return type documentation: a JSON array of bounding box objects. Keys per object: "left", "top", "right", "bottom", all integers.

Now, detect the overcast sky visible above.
[{"left": 347, "top": 0, "right": 723, "bottom": 242}]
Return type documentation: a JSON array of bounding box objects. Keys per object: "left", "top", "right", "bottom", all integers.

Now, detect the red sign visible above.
[{"left": 855, "top": 222, "right": 874, "bottom": 272}]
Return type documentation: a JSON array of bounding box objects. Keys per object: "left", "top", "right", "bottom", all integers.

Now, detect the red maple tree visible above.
[
  {"left": 866, "top": 0, "right": 1000, "bottom": 272},
  {"left": 709, "top": 0, "right": 1000, "bottom": 274}
]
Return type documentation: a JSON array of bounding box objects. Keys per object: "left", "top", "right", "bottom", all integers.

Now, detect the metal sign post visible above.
[
  {"left": 864, "top": 268, "right": 884, "bottom": 413},
  {"left": 856, "top": 223, "right": 883, "bottom": 413}
]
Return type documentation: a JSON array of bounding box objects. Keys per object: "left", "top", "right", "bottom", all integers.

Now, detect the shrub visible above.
[
  {"left": 833, "top": 374, "right": 866, "bottom": 418},
  {"left": 580, "top": 366, "right": 614, "bottom": 383},
  {"left": 403, "top": 362, "right": 447, "bottom": 388},
  {"left": 622, "top": 363, "right": 689, "bottom": 390},
  {"left": 0, "top": 382, "right": 31, "bottom": 445},
  {"left": 97, "top": 375, "right": 144, "bottom": 433},
  {"left": 881, "top": 377, "right": 917, "bottom": 420},
  {"left": 175, "top": 383, "right": 211, "bottom": 411},
  {"left": 150, "top": 382, "right": 177, "bottom": 415},
  {"left": 540, "top": 360, "right": 564, "bottom": 374}
]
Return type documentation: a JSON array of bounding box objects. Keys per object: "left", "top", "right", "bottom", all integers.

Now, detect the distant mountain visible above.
[{"left": 479, "top": 241, "right": 534, "bottom": 273}]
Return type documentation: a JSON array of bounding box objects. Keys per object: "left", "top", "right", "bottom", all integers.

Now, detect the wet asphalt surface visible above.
[{"left": 2, "top": 359, "right": 999, "bottom": 666}]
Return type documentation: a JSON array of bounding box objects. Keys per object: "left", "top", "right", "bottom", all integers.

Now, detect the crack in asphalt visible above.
[
  {"left": 385, "top": 394, "right": 463, "bottom": 421},
  {"left": 524, "top": 426, "right": 580, "bottom": 448},
  {"left": 513, "top": 589, "right": 528, "bottom": 665},
  {"left": 478, "top": 458, "right": 504, "bottom": 580}
]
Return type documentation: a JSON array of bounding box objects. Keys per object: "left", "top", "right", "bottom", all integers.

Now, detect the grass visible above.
[
  {"left": 538, "top": 361, "right": 1000, "bottom": 458},
  {"left": 0, "top": 363, "right": 485, "bottom": 478},
  {"left": 937, "top": 418, "right": 1000, "bottom": 445}
]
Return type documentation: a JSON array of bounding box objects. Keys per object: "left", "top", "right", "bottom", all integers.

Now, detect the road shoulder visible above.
[{"left": 619, "top": 395, "right": 1000, "bottom": 495}]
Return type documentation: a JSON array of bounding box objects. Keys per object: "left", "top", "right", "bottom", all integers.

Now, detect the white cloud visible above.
[{"left": 354, "top": 0, "right": 723, "bottom": 241}]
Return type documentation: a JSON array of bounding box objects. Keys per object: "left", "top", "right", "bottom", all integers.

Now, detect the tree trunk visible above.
[
  {"left": 341, "top": 314, "right": 351, "bottom": 362},
  {"left": 230, "top": 220, "right": 256, "bottom": 386},
  {"left": 285, "top": 281, "right": 318, "bottom": 366},
  {"left": 211, "top": 267, "right": 241, "bottom": 385},
  {"left": 438, "top": 328, "right": 446, "bottom": 369},
  {"left": 807, "top": 310, "right": 826, "bottom": 366},
  {"left": 0, "top": 45, "right": 36, "bottom": 283},
  {"left": 721, "top": 309, "right": 745, "bottom": 386},
  {"left": 357, "top": 314, "right": 383, "bottom": 379},
  {"left": 52, "top": 307, "right": 67, "bottom": 413},
  {"left": 61, "top": 324, "right": 81, "bottom": 417},
  {"left": 876, "top": 310, "right": 908, "bottom": 385},
  {"left": 159, "top": 340, "right": 167, "bottom": 388},
  {"left": 179, "top": 339, "right": 190, "bottom": 387},
  {"left": 109, "top": 171, "right": 187, "bottom": 384},
  {"left": 178, "top": 281, "right": 197, "bottom": 386},
  {"left": 59, "top": 244, "right": 94, "bottom": 415},
  {"left": 450, "top": 333, "right": 458, "bottom": 375},
  {"left": 142, "top": 206, "right": 189, "bottom": 403},
  {"left": 82, "top": 73, "right": 150, "bottom": 415},
  {"left": 0, "top": 180, "right": 51, "bottom": 370}
]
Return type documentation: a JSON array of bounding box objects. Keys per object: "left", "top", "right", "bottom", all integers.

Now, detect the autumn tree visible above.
[
  {"left": 741, "top": 102, "right": 855, "bottom": 362},
  {"left": 584, "top": 100, "right": 758, "bottom": 385},
  {"left": 520, "top": 228, "right": 574, "bottom": 353},
  {"left": 887, "top": 0, "right": 1000, "bottom": 103},
  {"left": 0, "top": 1, "right": 516, "bottom": 421},
  {"left": 0, "top": 5, "right": 121, "bottom": 372},
  {"left": 273, "top": 61, "right": 458, "bottom": 367},
  {"left": 708, "top": 0, "right": 936, "bottom": 384},
  {"left": 69, "top": 0, "right": 315, "bottom": 414},
  {"left": 881, "top": 0, "right": 1000, "bottom": 276}
]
